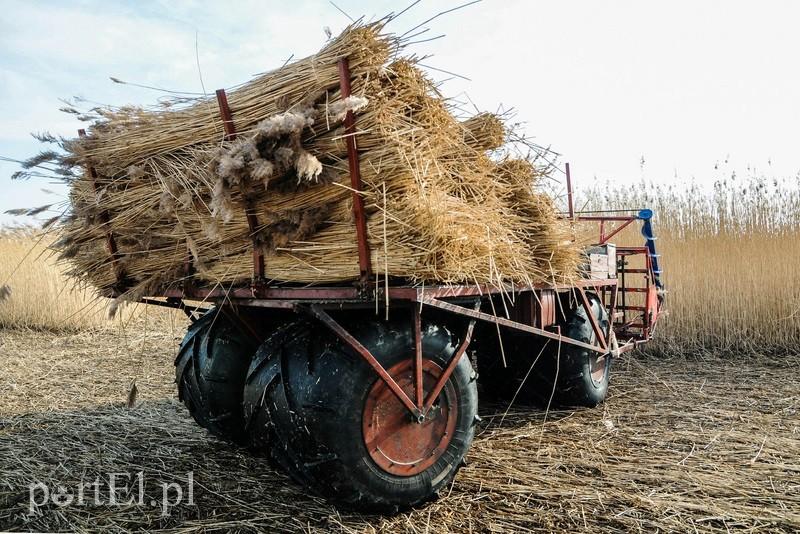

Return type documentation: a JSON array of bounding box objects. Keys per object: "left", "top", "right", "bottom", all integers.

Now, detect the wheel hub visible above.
[
  {"left": 362, "top": 359, "right": 457, "bottom": 477},
  {"left": 590, "top": 352, "right": 608, "bottom": 385}
]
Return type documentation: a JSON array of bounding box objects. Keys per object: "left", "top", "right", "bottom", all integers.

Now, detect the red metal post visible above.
[
  {"left": 413, "top": 306, "right": 423, "bottom": 409},
  {"left": 337, "top": 57, "right": 372, "bottom": 284},
  {"left": 215, "top": 89, "right": 265, "bottom": 283},
  {"left": 423, "top": 318, "right": 477, "bottom": 413},
  {"left": 215, "top": 89, "right": 236, "bottom": 140},
  {"left": 77, "top": 129, "right": 123, "bottom": 286},
  {"left": 565, "top": 162, "right": 575, "bottom": 219}
]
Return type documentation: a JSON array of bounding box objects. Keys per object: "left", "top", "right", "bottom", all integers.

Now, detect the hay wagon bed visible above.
[
  {"left": 91, "top": 62, "right": 664, "bottom": 511},
  {"left": 134, "top": 206, "right": 663, "bottom": 513}
]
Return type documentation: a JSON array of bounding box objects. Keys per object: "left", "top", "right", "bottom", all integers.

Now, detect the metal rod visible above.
[
  {"left": 307, "top": 305, "right": 420, "bottom": 416},
  {"left": 423, "top": 317, "right": 477, "bottom": 413},
  {"left": 577, "top": 287, "right": 607, "bottom": 351},
  {"left": 413, "top": 305, "right": 423, "bottom": 408},
  {"left": 215, "top": 89, "right": 236, "bottom": 140},
  {"left": 565, "top": 162, "right": 574, "bottom": 219},
  {"left": 420, "top": 296, "right": 606, "bottom": 353},
  {"left": 599, "top": 218, "right": 636, "bottom": 245},
  {"left": 215, "top": 88, "right": 265, "bottom": 282},
  {"left": 337, "top": 57, "right": 372, "bottom": 283}
]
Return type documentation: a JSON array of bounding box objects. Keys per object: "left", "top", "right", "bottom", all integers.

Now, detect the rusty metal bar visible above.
[
  {"left": 77, "top": 128, "right": 123, "bottom": 286},
  {"left": 599, "top": 218, "right": 636, "bottom": 245},
  {"left": 420, "top": 296, "right": 606, "bottom": 353},
  {"left": 215, "top": 89, "right": 236, "bottom": 140},
  {"left": 565, "top": 162, "right": 574, "bottom": 219},
  {"left": 577, "top": 215, "right": 641, "bottom": 222},
  {"left": 307, "top": 305, "right": 420, "bottom": 417},
  {"left": 577, "top": 287, "right": 608, "bottom": 351},
  {"left": 215, "top": 89, "right": 265, "bottom": 282},
  {"left": 423, "top": 317, "right": 477, "bottom": 413},
  {"left": 413, "top": 306, "right": 423, "bottom": 408},
  {"left": 337, "top": 57, "right": 372, "bottom": 283}
]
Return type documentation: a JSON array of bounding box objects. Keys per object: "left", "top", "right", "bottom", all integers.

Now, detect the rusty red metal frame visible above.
[
  {"left": 337, "top": 57, "right": 372, "bottom": 283},
  {"left": 423, "top": 317, "right": 477, "bottom": 413},
  {"left": 215, "top": 88, "right": 265, "bottom": 282},
  {"left": 577, "top": 286, "right": 608, "bottom": 351},
  {"left": 420, "top": 295, "right": 606, "bottom": 354},
  {"left": 308, "top": 304, "right": 421, "bottom": 417},
  {"left": 153, "top": 277, "right": 617, "bottom": 304},
  {"left": 77, "top": 128, "right": 123, "bottom": 285}
]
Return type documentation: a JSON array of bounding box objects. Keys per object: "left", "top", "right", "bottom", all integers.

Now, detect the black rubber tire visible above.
[
  {"left": 242, "top": 315, "right": 479, "bottom": 513},
  {"left": 546, "top": 293, "right": 611, "bottom": 407},
  {"left": 472, "top": 293, "right": 611, "bottom": 408},
  {"left": 175, "top": 308, "right": 256, "bottom": 444}
]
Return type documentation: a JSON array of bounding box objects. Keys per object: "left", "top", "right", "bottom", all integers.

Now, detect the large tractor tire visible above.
[
  {"left": 242, "top": 315, "right": 479, "bottom": 513},
  {"left": 473, "top": 292, "right": 611, "bottom": 408},
  {"left": 175, "top": 308, "right": 256, "bottom": 444},
  {"left": 546, "top": 292, "right": 612, "bottom": 407}
]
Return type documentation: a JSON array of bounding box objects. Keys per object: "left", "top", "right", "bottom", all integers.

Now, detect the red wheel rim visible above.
[
  {"left": 590, "top": 353, "right": 607, "bottom": 385},
  {"left": 362, "top": 359, "right": 458, "bottom": 477}
]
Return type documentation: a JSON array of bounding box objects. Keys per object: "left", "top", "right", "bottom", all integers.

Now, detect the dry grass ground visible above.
[{"left": 1, "top": 324, "right": 797, "bottom": 533}]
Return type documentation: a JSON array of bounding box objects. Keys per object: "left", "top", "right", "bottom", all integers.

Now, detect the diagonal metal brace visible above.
[{"left": 304, "top": 305, "right": 421, "bottom": 418}]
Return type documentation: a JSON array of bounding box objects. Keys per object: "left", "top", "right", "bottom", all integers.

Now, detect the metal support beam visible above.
[
  {"left": 565, "top": 162, "right": 574, "bottom": 219},
  {"left": 215, "top": 88, "right": 265, "bottom": 283},
  {"left": 420, "top": 296, "right": 606, "bottom": 353},
  {"left": 306, "top": 305, "right": 420, "bottom": 417},
  {"left": 413, "top": 305, "right": 423, "bottom": 408},
  {"left": 423, "top": 316, "right": 477, "bottom": 413},
  {"left": 576, "top": 287, "right": 608, "bottom": 351},
  {"left": 337, "top": 57, "right": 372, "bottom": 284}
]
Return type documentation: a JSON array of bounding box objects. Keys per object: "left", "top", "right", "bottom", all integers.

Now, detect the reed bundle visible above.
[{"left": 34, "top": 22, "right": 579, "bottom": 299}]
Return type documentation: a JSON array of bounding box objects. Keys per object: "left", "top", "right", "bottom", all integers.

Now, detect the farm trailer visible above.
[{"left": 102, "top": 63, "right": 665, "bottom": 512}]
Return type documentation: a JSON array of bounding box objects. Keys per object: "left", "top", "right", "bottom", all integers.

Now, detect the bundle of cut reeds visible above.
[{"left": 28, "top": 22, "right": 580, "bottom": 299}]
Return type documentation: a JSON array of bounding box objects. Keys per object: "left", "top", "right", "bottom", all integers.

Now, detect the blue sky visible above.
[{"left": 2, "top": 0, "right": 799, "bottom": 225}]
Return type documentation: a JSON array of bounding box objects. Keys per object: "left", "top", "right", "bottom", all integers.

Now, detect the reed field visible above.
[
  {"left": 0, "top": 228, "right": 111, "bottom": 331},
  {"left": 577, "top": 173, "right": 800, "bottom": 356}
]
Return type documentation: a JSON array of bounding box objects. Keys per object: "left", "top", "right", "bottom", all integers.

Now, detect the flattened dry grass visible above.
[{"left": 0, "top": 326, "right": 798, "bottom": 533}]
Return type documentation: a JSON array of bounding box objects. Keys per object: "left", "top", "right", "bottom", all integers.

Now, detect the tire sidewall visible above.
[{"left": 303, "top": 318, "right": 478, "bottom": 509}]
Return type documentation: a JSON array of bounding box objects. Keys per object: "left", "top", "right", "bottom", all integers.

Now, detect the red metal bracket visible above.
[
  {"left": 307, "top": 305, "right": 421, "bottom": 418},
  {"left": 77, "top": 129, "right": 123, "bottom": 287},
  {"left": 337, "top": 57, "right": 372, "bottom": 285},
  {"left": 215, "top": 89, "right": 265, "bottom": 284},
  {"left": 576, "top": 287, "right": 608, "bottom": 351},
  {"left": 423, "top": 316, "right": 477, "bottom": 414},
  {"left": 420, "top": 295, "right": 606, "bottom": 353}
]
